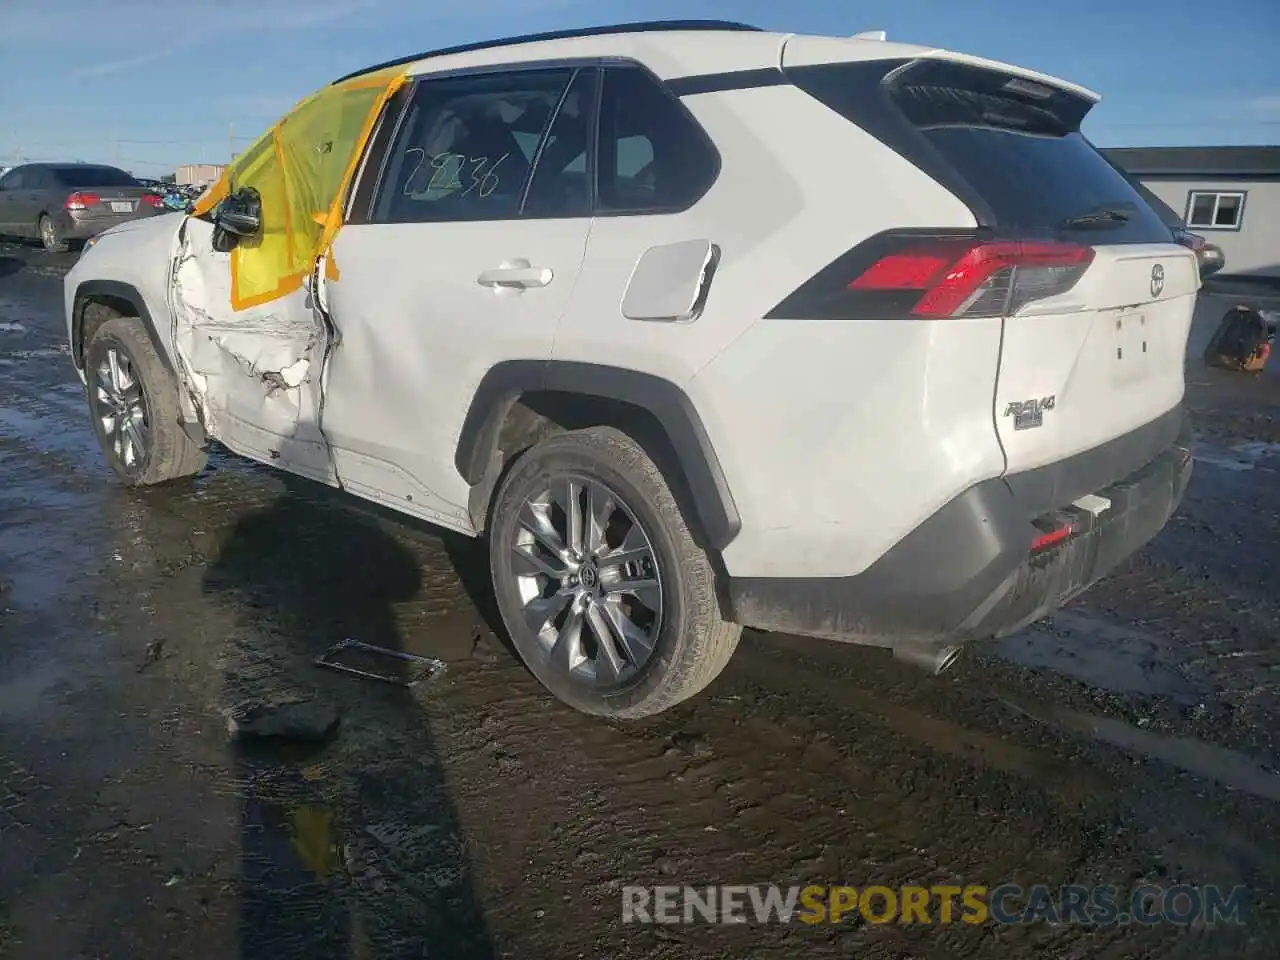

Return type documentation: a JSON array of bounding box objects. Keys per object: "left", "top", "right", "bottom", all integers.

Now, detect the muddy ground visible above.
[{"left": 2, "top": 239, "right": 1280, "bottom": 959}]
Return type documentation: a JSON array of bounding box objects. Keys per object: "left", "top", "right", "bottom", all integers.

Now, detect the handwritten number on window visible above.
[{"left": 404, "top": 151, "right": 510, "bottom": 201}]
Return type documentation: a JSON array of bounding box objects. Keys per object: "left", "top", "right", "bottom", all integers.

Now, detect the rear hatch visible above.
[
  {"left": 783, "top": 45, "right": 1197, "bottom": 478},
  {"left": 51, "top": 164, "right": 155, "bottom": 219}
]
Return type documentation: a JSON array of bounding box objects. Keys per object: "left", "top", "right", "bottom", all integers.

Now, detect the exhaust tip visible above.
[{"left": 893, "top": 644, "right": 964, "bottom": 676}]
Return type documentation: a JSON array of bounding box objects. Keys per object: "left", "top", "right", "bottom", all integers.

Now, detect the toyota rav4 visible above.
[{"left": 65, "top": 20, "right": 1195, "bottom": 718}]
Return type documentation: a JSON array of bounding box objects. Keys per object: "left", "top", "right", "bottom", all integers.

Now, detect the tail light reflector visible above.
[
  {"left": 1030, "top": 521, "right": 1073, "bottom": 553},
  {"left": 142, "top": 193, "right": 163, "bottom": 208},
  {"left": 65, "top": 192, "right": 100, "bottom": 211},
  {"left": 849, "top": 239, "right": 1095, "bottom": 318}
]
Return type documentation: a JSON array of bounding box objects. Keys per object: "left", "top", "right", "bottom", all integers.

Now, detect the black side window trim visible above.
[
  {"left": 347, "top": 82, "right": 416, "bottom": 226},
  {"left": 350, "top": 58, "right": 721, "bottom": 224},
  {"left": 517, "top": 66, "right": 595, "bottom": 217}
]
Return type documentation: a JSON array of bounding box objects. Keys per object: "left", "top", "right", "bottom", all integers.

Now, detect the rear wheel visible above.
[
  {"left": 84, "top": 314, "right": 207, "bottom": 486},
  {"left": 38, "top": 215, "right": 68, "bottom": 254},
  {"left": 488, "top": 427, "right": 741, "bottom": 718}
]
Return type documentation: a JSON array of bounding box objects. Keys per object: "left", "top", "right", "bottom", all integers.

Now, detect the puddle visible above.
[
  {"left": 236, "top": 765, "right": 353, "bottom": 952},
  {"left": 0, "top": 322, "right": 25, "bottom": 333},
  {"left": 0, "top": 403, "right": 104, "bottom": 466},
  {"left": 996, "top": 611, "right": 1200, "bottom": 704},
  {"left": 1193, "top": 440, "right": 1280, "bottom": 472},
  {"left": 1053, "top": 709, "right": 1280, "bottom": 803}
]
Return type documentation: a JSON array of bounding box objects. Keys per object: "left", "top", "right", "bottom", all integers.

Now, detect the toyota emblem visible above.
[{"left": 1150, "top": 263, "right": 1165, "bottom": 298}]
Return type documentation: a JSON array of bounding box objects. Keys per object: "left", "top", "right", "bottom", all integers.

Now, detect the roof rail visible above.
[{"left": 333, "top": 19, "right": 763, "bottom": 84}]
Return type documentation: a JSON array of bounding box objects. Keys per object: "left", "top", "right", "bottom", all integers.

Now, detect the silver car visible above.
[{"left": 0, "top": 162, "right": 163, "bottom": 253}]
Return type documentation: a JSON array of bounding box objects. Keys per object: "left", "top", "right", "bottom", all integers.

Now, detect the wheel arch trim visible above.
[
  {"left": 455, "top": 360, "right": 742, "bottom": 550},
  {"left": 72, "top": 279, "right": 173, "bottom": 376}
]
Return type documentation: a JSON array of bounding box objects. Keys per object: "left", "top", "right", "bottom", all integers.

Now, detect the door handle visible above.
[{"left": 477, "top": 261, "right": 553, "bottom": 290}]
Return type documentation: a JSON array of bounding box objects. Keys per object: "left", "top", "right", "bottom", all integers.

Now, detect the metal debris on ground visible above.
[{"left": 314, "top": 639, "right": 446, "bottom": 687}]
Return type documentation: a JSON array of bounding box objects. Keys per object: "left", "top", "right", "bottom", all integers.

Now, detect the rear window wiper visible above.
[{"left": 1060, "top": 207, "right": 1131, "bottom": 228}]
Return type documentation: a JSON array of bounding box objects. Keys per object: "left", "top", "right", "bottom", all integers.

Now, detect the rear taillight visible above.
[
  {"left": 767, "top": 232, "right": 1095, "bottom": 321},
  {"left": 1173, "top": 229, "right": 1206, "bottom": 252},
  {"left": 851, "top": 239, "right": 1094, "bottom": 318},
  {"left": 142, "top": 193, "right": 163, "bottom": 208},
  {"left": 64, "top": 192, "right": 100, "bottom": 210}
]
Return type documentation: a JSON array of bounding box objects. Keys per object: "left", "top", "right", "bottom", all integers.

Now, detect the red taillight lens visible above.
[
  {"left": 64, "top": 192, "right": 100, "bottom": 211},
  {"left": 1174, "top": 229, "right": 1206, "bottom": 252},
  {"left": 850, "top": 240, "right": 1095, "bottom": 319},
  {"left": 142, "top": 193, "right": 163, "bottom": 208}
]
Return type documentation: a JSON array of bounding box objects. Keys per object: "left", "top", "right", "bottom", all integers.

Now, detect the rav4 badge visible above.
[{"left": 1004, "top": 396, "right": 1056, "bottom": 431}]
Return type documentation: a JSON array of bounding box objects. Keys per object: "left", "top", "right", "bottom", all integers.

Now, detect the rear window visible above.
[
  {"left": 790, "top": 59, "right": 1173, "bottom": 244},
  {"left": 49, "top": 165, "right": 138, "bottom": 188}
]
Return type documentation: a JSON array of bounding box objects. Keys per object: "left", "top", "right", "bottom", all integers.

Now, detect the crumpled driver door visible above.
[
  {"left": 171, "top": 69, "right": 402, "bottom": 487},
  {"left": 170, "top": 213, "right": 337, "bottom": 486}
]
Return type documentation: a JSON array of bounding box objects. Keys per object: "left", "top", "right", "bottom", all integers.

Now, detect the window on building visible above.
[{"left": 1186, "top": 191, "right": 1246, "bottom": 230}]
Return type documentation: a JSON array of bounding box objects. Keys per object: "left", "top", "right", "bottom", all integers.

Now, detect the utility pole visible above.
[{"left": 228, "top": 122, "right": 234, "bottom": 163}]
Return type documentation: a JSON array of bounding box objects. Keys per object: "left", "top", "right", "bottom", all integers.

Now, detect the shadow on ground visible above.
[{"left": 204, "top": 476, "right": 496, "bottom": 959}]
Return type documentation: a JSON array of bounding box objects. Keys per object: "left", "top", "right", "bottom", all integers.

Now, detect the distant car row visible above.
[{"left": 0, "top": 162, "right": 206, "bottom": 252}]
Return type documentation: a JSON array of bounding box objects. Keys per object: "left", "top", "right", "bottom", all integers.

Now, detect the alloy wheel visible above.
[
  {"left": 510, "top": 476, "right": 663, "bottom": 687},
  {"left": 92, "top": 347, "right": 150, "bottom": 470}
]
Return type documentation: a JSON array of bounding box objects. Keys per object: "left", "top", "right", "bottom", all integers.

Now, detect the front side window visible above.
[
  {"left": 1186, "top": 191, "right": 1245, "bottom": 230},
  {"left": 372, "top": 69, "right": 574, "bottom": 224},
  {"left": 596, "top": 66, "right": 718, "bottom": 214}
]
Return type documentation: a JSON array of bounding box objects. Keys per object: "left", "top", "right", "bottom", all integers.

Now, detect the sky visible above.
[{"left": 1, "top": 0, "right": 1277, "bottom": 176}]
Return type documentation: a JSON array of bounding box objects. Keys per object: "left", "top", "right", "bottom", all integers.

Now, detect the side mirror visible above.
[{"left": 214, "top": 187, "right": 262, "bottom": 239}]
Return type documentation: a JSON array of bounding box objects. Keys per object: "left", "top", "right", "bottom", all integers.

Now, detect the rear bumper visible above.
[{"left": 726, "top": 406, "right": 1192, "bottom": 648}]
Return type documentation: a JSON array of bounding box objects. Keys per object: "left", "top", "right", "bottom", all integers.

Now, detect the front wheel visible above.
[
  {"left": 488, "top": 427, "right": 741, "bottom": 718},
  {"left": 84, "top": 314, "right": 208, "bottom": 486}
]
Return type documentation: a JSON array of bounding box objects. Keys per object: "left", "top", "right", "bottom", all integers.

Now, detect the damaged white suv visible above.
[{"left": 66, "top": 21, "right": 1196, "bottom": 718}]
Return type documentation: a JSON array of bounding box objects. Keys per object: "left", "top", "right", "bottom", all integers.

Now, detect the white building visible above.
[
  {"left": 175, "top": 163, "right": 227, "bottom": 187},
  {"left": 1104, "top": 146, "right": 1280, "bottom": 281}
]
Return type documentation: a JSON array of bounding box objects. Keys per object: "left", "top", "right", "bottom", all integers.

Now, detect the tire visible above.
[
  {"left": 488, "top": 426, "right": 741, "bottom": 718},
  {"left": 84, "top": 314, "right": 208, "bottom": 486},
  {"left": 38, "top": 215, "right": 68, "bottom": 254}
]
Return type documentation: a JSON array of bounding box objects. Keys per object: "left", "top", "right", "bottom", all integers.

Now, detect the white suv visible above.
[{"left": 64, "top": 21, "right": 1196, "bottom": 717}]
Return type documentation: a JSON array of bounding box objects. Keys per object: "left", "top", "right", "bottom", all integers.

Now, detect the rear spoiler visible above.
[{"left": 921, "top": 50, "right": 1100, "bottom": 103}]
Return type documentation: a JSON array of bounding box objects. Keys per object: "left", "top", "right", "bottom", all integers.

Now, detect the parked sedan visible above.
[{"left": 0, "top": 162, "right": 164, "bottom": 253}]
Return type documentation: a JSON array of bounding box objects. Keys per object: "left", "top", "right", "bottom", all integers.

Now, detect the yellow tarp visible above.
[{"left": 192, "top": 67, "right": 406, "bottom": 311}]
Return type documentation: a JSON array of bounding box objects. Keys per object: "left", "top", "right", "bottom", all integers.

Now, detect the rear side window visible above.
[
  {"left": 596, "top": 66, "right": 718, "bottom": 214},
  {"left": 371, "top": 69, "right": 573, "bottom": 223},
  {"left": 50, "top": 165, "right": 138, "bottom": 188},
  {"left": 791, "top": 60, "right": 1173, "bottom": 244}
]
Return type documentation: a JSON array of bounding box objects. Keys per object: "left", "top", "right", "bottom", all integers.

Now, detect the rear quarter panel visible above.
[{"left": 554, "top": 79, "right": 1003, "bottom": 579}]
